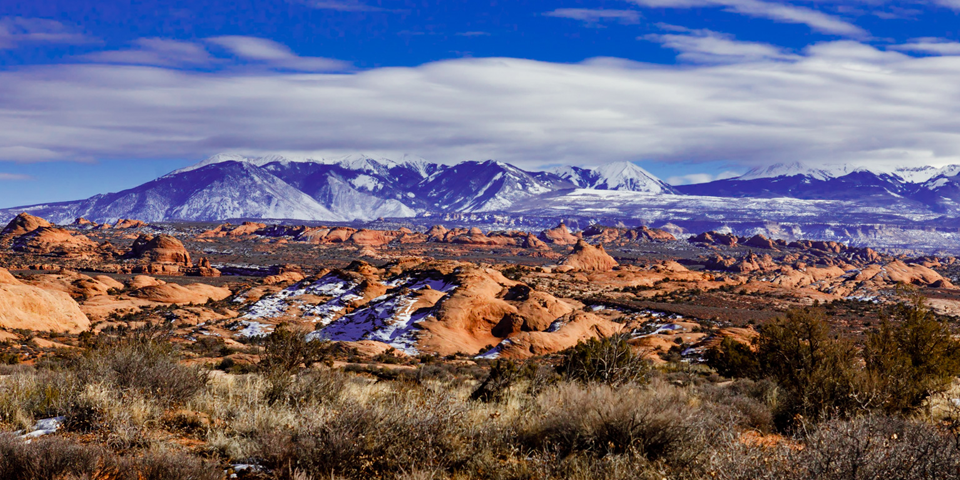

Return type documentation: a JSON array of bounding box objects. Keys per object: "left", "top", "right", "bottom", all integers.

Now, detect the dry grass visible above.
[{"left": 3, "top": 333, "right": 960, "bottom": 480}]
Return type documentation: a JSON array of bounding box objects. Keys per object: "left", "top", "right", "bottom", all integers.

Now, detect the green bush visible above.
[
  {"left": 705, "top": 336, "right": 759, "bottom": 379},
  {"left": 863, "top": 295, "right": 960, "bottom": 414}
]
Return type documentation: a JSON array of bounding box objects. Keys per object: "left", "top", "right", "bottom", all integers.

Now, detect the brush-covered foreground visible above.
[{"left": 4, "top": 311, "right": 960, "bottom": 480}]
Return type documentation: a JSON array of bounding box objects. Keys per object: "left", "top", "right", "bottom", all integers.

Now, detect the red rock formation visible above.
[
  {"left": 522, "top": 233, "right": 548, "bottom": 249},
  {"left": 629, "top": 226, "right": 676, "bottom": 242},
  {"left": 127, "top": 234, "right": 191, "bottom": 266},
  {"left": 12, "top": 227, "right": 98, "bottom": 257},
  {"left": 744, "top": 234, "right": 777, "bottom": 249},
  {"left": 1, "top": 212, "right": 53, "bottom": 237},
  {"left": 539, "top": 223, "right": 580, "bottom": 245},
  {"left": 0, "top": 267, "right": 90, "bottom": 333},
  {"left": 113, "top": 219, "right": 148, "bottom": 229},
  {"left": 561, "top": 240, "right": 618, "bottom": 272}
]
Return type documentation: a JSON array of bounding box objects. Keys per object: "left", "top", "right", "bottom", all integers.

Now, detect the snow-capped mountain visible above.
[
  {"left": 419, "top": 160, "right": 574, "bottom": 212},
  {"left": 8, "top": 153, "right": 960, "bottom": 226},
  {"left": 555, "top": 161, "right": 677, "bottom": 194},
  {"left": 4, "top": 161, "right": 346, "bottom": 224}
]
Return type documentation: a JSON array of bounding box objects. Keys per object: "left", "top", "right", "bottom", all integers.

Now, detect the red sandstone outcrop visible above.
[
  {"left": 127, "top": 234, "right": 191, "bottom": 266},
  {"left": 113, "top": 219, "right": 148, "bottom": 229},
  {"left": 539, "top": 223, "right": 580, "bottom": 245},
  {"left": 0, "top": 267, "right": 90, "bottom": 333},
  {"left": 560, "top": 240, "right": 618, "bottom": 272},
  {"left": 1, "top": 212, "right": 53, "bottom": 237},
  {"left": 127, "top": 276, "right": 231, "bottom": 304},
  {"left": 199, "top": 222, "right": 266, "bottom": 238},
  {"left": 12, "top": 227, "right": 99, "bottom": 257}
]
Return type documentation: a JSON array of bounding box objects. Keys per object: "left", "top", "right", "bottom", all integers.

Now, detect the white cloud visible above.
[
  {"left": 936, "top": 0, "right": 960, "bottom": 9},
  {"left": 206, "top": 36, "right": 351, "bottom": 72},
  {"left": 0, "top": 173, "right": 33, "bottom": 181},
  {"left": 892, "top": 38, "right": 960, "bottom": 56},
  {"left": 667, "top": 171, "right": 741, "bottom": 184},
  {"left": 544, "top": 9, "right": 642, "bottom": 24},
  {"left": 0, "top": 17, "right": 90, "bottom": 49},
  {"left": 4, "top": 42, "right": 960, "bottom": 171},
  {"left": 294, "top": 0, "right": 387, "bottom": 11},
  {"left": 629, "top": 0, "right": 866, "bottom": 37},
  {"left": 84, "top": 38, "right": 216, "bottom": 67},
  {"left": 645, "top": 29, "right": 799, "bottom": 63}
]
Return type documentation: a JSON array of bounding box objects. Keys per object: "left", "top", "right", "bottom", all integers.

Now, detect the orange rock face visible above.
[
  {"left": 561, "top": 240, "right": 618, "bottom": 272},
  {"left": 539, "top": 223, "right": 580, "bottom": 245},
  {"left": 1, "top": 212, "right": 53, "bottom": 237},
  {"left": 113, "top": 219, "right": 148, "bottom": 229},
  {"left": 12, "top": 227, "right": 98, "bottom": 257},
  {"left": 128, "top": 234, "right": 191, "bottom": 266},
  {"left": 0, "top": 267, "right": 90, "bottom": 333}
]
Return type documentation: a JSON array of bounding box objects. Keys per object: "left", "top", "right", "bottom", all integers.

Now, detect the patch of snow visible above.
[
  {"left": 21, "top": 417, "right": 64, "bottom": 439},
  {"left": 235, "top": 321, "right": 274, "bottom": 338}
]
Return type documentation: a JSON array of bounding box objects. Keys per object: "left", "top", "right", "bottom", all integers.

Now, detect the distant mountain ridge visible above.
[
  {"left": 0, "top": 154, "right": 670, "bottom": 223},
  {"left": 5, "top": 154, "right": 960, "bottom": 225}
]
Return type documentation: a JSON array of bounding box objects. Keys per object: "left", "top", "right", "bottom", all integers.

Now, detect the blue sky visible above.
[{"left": 1, "top": 0, "right": 960, "bottom": 207}]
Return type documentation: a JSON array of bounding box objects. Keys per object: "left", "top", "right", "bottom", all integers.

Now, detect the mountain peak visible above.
[{"left": 556, "top": 161, "right": 674, "bottom": 194}]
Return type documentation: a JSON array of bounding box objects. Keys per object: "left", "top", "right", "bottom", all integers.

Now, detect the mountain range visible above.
[{"left": 5, "top": 156, "right": 960, "bottom": 237}]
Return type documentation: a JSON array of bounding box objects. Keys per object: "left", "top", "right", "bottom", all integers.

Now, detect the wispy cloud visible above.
[
  {"left": 0, "top": 173, "right": 33, "bottom": 181},
  {"left": 4, "top": 40, "right": 960, "bottom": 170},
  {"left": 294, "top": 0, "right": 388, "bottom": 12},
  {"left": 207, "top": 36, "right": 351, "bottom": 72},
  {"left": 936, "top": 0, "right": 960, "bottom": 10},
  {"left": 629, "top": 0, "right": 866, "bottom": 37},
  {"left": 667, "top": 171, "right": 741, "bottom": 185},
  {"left": 544, "top": 8, "right": 642, "bottom": 25},
  {"left": 84, "top": 38, "right": 216, "bottom": 67},
  {"left": 0, "top": 17, "right": 91, "bottom": 49},
  {"left": 892, "top": 38, "right": 960, "bottom": 55},
  {"left": 456, "top": 31, "right": 491, "bottom": 37},
  {"left": 645, "top": 28, "right": 798, "bottom": 63}
]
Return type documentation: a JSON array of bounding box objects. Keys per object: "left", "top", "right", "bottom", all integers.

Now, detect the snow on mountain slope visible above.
[
  {"left": 171, "top": 153, "right": 332, "bottom": 175},
  {"left": 736, "top": 162, "right": 861, "bottom": 181},
  {"left": 261, "top": 160, "right": 423, "bottom": 218},
  {"left": 310, "top": 175, "right": 417, "bottom": 220},
  {"left": 419, "top": 160, "right": 574, "bottom": 212},
  {"left": 556, "top": 162, "right": 677, "bottom": 194},
  {"left": 892, "top": 165, "right": 960, "bottom": 184},
  {"left": 0, "top": 161, "right": 345, "bottom": 223}
]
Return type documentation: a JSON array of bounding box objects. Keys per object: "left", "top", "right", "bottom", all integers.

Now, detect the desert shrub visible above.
[
  {"left": 558, "top": 335, "right": 649, "bottom": 386},
  {"left": 0, "top": 433, "right": 223, "bottom": 480},
  {"left": 705, "top": 336, "right": 760, "bottom": 379},
  {"left": 471, "top": 358, "right": 541, "bottom": 402},
  {"left": 697, "top": 378, "right": 779, "bottom": 433},
  {"left": 518, "top": 381, "right": 709, "bottom": 463},
  {"left": 863, "top": 295, "right": 960, "bottom": 414},
  {"left": 77, "top": 333, "right": 208, "bottom": 406},
  {"left": 0, "top": 433, "right": 121, "bottom": 480},
  {"left": 126, "top": 449, "right": 224, "bottom": 480},
  {"left": 251, "top": 386, "right": 475, "bottom": 479},
  {"left": 791, "top": 415, "right": 960, "bottom": 480},
  {"left": 0, "top": 369, "right": 81, "bottom": 428},
  {"left": 258, "top": 325, "right": 333, "bottom": 404},
  {"left": 746, "top": 308, "right": 863, "bottom": 424}
]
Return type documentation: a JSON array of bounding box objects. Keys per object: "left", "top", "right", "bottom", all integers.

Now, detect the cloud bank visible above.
[{"left": 2, "top": 40, "right": 960, "bottom": 169}]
